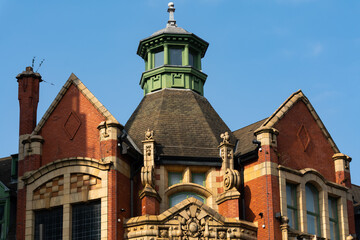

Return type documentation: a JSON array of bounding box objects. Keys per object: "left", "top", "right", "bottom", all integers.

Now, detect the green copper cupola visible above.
[{"left": 137, "top": 2, "right": 209, "bottom": 95}]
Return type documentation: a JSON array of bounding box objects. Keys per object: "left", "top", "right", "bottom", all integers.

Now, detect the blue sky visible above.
[{"left": 0, "top": 1, "right": 359, "bottom": 183}]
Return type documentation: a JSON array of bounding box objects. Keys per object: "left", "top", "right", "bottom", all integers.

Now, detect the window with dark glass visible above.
[
  {"left": 34, "top": 206, "right": 63, "bottom": 240},
  {"left": 169, "top": 47, "right": 183, "bottom": 65},
  {"left": 192, "top": 173, "right": 205, "bottom": 186},
  {"left": 154, "top": 48, "right": 164, "bottom": 68},
  {"left": 286, "top": 183, "right": 298, "bottom": 229},
  {"left": 188, "top": 49, "right": 197, "bottom": 68},
  {"left": 306, "top": 183, "right": 321, "bottom": 236},
  {"left": 169, "top": 192, "right": 205, "bottom": 207},
  {"left": 329, "top": 197, "right": 339, "bottom": 240},
  {"left": 0, "top": 203, "right": 4, "bottom": 239},
  {"left": 72, "top": 200, "right": 101, "bottom": 240},
  {"left": 168, "top": 172, "right": 182, "bottom": 187}
]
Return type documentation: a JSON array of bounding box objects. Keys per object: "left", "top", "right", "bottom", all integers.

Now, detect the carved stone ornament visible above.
[
  {"left": 223, "top": 168, "right": 241, "bottom": 191},
  {"left": 141, "top": 166, "right": 155, "bottom": 187},
  {"left": 227, "top": 149, "right": 233, "bottom": 159},
  {"left": 146, "top": 145, "right": 152, "bottom": 157},
  {"left": 145, "top": 128, "right": 154, "bottom": 141},
  {"left": 220, "top": 132, "right": 230, "bottom": 144},
  {"left": 124, "top": 199, "right": 258, "bottom": 240},
  {"left": 170, "top": 205, "right": 210, "bottom": 239}
]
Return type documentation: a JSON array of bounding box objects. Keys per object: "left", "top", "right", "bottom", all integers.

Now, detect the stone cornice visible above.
[
  {"left": 139, "top": 184, "right": 162, "bottom": 202},
  {"left": 22, "top": 157, "right": 112, "bottom": 185},
  {"left": 277, "top": 165, "right": 348, "bottom": 191},
  {"left": 140, "top": 65, "right": 207, "bottom": 88},
  {"left": 137, "top": 33, "right": 209, "bottom": 59},
  {"left": 165, "top": 183, "right": 213, "bottom": 198},
  {"left": 215, "top": 189, "right": 241, "bottom": 205}
]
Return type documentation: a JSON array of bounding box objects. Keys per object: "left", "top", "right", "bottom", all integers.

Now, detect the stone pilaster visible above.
[
  {"left": 254, "top": 126, "right": 279, "bottom": 148},
  {"left": 218, "top": 132, "right": 235, "bottom": 172},
  {"left": 140, "top": 129, "right": 161, "bottom": 215},
  {"left": 216, "top": 133, "right": 241, "bottom": 218},
  {"left": 280, "top": 216, "right": 289, "bottom": 240},
  {"left": 332, "top": 153, "right": 352, "bottom": 187}
]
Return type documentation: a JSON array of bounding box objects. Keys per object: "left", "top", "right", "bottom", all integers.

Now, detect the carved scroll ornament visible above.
[
  {"left": 141, "top": 166, "right": 155, "bottom": 187},
  {"left": 223, "top": 168, "right": 241, "bottom": 191}
]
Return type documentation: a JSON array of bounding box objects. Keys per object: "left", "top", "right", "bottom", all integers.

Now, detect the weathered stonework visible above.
[{"left": 124, "top": 198, "right": 257, "bottom": 240}]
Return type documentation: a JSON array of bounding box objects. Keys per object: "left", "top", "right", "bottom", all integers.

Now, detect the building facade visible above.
[{"left": 15, "top": 3, "right": 355, "bottom": 240}]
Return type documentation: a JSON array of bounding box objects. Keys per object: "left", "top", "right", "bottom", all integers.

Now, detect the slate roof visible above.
[
  {"left": 233, "top": 119, "right": 266, "bottom": 156},
  {"left": 151, "top": 26, "right": 190, "bottom": 37},
  {"left": 125, "top": 88, "right": 236, "bottom": 159},
  {"left": 0, "top": 156, "right": 16, "bottom": 193}
]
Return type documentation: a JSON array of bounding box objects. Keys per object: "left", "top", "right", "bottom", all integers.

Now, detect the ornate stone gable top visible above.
[
  {"left": 124, "top": 198, "right": 257, "bottom": 240},
  {"left": 124, "top": 197, "right": 257, "bottom": 228}
]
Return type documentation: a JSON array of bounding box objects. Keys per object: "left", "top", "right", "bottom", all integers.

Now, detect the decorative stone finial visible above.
[
  {"left": 145, "top": 129, "right": 154, "bottom": 141},
  {"left": 220, "top": 132, "right": 230, "bottom": 144},
  {"left": 167, "top": 2, "right": 177, "bottom": 27}
]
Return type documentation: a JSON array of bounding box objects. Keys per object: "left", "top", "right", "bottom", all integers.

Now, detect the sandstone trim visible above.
[
  {"left": 259, "top": 90, "right": 339, "bottom": 153},
  {"left": 32, "top": 73, "right": 121, "bottom": 135},
  {"left": 22, "top": 157, "right": 111, "bottom": 185}
]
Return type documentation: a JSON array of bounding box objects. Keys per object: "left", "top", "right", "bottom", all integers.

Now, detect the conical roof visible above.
[{"left": 125, "top": 88, "right": 236, "bottom": 159}]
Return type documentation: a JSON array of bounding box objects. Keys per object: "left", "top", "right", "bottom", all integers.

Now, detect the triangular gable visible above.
[
  {"left": 33, "top": 73, "right": 121, "bottom": 135},
  {"left": 258, "top": 90, "right": 339, "bottom": 153}
]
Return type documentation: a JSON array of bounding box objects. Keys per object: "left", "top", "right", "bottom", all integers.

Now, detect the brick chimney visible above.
[{"left": 16, "top": 66, "right": 42, "bottom": 136}]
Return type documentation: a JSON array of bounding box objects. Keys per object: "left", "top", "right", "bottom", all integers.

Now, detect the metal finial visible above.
[{"left": 167, "top": 2, "right": 176, "bottom": 27}]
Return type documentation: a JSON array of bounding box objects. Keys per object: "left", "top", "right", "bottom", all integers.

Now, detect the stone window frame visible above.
[
  {"left": 279, "top": 166, "right": 350, "bottom": 239},
  {"left": 162, "top": 167, "right": 213, "bottom": 210},
  {"left": 24, "top": 161, "right": 109, "bottom": 240}
]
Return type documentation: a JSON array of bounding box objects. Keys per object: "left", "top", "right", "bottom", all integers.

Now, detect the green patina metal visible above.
[{"left": 137, "top": 5, "right": 209, "bottom": 96}]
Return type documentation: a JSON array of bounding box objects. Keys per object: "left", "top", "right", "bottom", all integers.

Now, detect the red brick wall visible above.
[
  {"left": 133, "top": 174, "right": 142, "bottom": 217},
  {"left": 18, "top": 76, "right": 40, "bottom": 135},
  {"left": 141, "top": 195, "right": 159, "bottom": 215},
  {"left": 244, "top": 174, "right": 281, "bottom": 240},
  {"left": 40, "top": 84, "right": 106, "bottom": 165},
  {"left": 275, "top": 100, "right": 336, "bottom": 182},
  {"left": 218, "top": 199, "right": 239, "bottom": 218},
  {"left": 16, "top": 188, "right": 26, "bottom": 240},
  {"left": 108, "top": 169, "right": 131, "bottom": 240}
]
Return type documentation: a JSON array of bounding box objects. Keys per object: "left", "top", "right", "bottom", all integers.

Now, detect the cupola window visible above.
[
  {"left": 154, "top": 48, "right": 164, "bottom": 68},
  {"left": 188, "top": 49, "right": 198, "bottom": 68},
  {"left": 169, "top": 47, "right": 183, "bottom": 65}
]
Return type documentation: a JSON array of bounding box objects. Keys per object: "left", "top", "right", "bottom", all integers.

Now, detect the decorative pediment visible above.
[{"left": 124, "top": 198, "right": 257, "bottom": 240}]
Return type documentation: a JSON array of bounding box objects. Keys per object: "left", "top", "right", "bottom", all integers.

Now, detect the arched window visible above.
[
  {"left": 169, "top": 192, "right": 205, "bottom": 208},
  {"left": 306, "top": 183, "right": 321, "bottom": 236}
]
